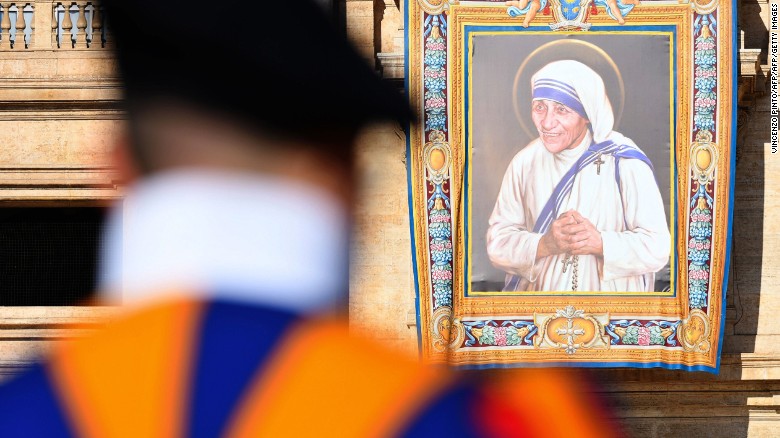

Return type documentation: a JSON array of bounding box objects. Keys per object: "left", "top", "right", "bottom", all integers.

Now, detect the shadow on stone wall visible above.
[
  {"left": 739, "top": 0, "right": 769, "bottom": 63},
  {"left": 723, "top": 93, "right": 766, "bottom": 358},
  {"left": 719, "top": 0, "right": 773, "bottom": 376}
]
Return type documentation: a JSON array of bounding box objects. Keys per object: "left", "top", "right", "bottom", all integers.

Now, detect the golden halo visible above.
[{"left": 512, "top": 39, "right": 625, "bottom": 140}]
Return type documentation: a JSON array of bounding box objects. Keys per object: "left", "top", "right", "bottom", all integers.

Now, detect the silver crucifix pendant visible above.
[
  {"left": 561, "top": 255, "right": 572, "bottom": 273},
  {"left": 594, "top": 153, "right": 605, "bottom": 176}
]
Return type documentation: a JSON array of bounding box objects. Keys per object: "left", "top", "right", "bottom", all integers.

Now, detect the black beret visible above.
[{"left": 104, "top": 0, "right": 413, "bottom": 143}]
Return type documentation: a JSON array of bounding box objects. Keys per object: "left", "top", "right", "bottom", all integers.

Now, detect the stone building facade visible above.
[
  {"left": 0, "top": 0, "right": 775, "bottom": 436},
  {"left": 0, "top": 1, "right": 121, "bottom": 377}
]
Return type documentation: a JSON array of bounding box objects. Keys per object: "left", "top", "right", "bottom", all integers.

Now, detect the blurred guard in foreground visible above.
[{"left": 0, "top": 1, "right": 617, "bottom": 436}]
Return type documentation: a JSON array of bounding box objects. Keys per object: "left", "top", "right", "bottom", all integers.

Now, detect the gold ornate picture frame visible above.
[{"left": 406, "top": 0, "right": 736, "bottom": 371}]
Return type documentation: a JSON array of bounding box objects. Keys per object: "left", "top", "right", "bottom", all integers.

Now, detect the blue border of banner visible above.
[
  {"left": 714, "top": 0, "right": 739, "bottom": 374},
  {"left": 404, "top": 2, "right": 424, "bottom": 357}
]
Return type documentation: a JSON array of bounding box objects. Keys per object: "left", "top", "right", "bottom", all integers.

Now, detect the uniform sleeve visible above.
[
  {"left": 600, "top": 158, "right": 671, "bottom": 281},
  {"left": 400, "top": 370, "right": 619, "bottom": 438},
  {"left": 486, "top": 157, "right": 545, "bottom": 282},
  {"left": 0, "top": 364, "right": 75, "bottom": 437}
]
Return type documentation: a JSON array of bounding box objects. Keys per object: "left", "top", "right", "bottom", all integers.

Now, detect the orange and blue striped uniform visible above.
[{"left": 0, "top": 300, "right": 616, "bottom": 437}]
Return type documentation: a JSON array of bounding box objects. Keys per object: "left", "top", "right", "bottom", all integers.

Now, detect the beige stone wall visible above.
[
  {"left": 350, "top": 122, "right": 418, "bottom": 356},
  {"left": 347, "top": 1, "right": 417, "bottom": 356},
  {"left": 345, "top": 0, "right": 380, "bottom": 65},
  {"left": 0, "top": 2, "right": 123, "bottom": 201}
]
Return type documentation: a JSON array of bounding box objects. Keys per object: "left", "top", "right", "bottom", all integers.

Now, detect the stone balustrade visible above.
[
  {"left": 52, "top": 1, "right": 105, "bottom": 49},
  {"left": 0, "top": 3, "right": 33, "bottom": 49},
  {"left": 0, "top": 1, "right": 110, "bottom": 51}
]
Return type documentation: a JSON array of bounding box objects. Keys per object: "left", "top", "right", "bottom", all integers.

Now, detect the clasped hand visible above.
[{"left": 537, "top": 210, "right": 603, "bottom": 259}]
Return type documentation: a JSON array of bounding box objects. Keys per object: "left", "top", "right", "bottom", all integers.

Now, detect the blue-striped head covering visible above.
[
  {"left": 530, "top": 60, "right": 616, "bottom": 142},
  {"left": 532, "top": 78, "right": 588, "bottom": 120}
]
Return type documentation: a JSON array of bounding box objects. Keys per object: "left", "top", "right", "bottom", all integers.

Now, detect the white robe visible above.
[{"left": 486, "top": 132, "right": 670, "bottom": 292}]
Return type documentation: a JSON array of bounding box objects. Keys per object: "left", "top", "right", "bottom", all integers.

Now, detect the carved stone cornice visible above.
[{"left": 0, "top": 306, "right": 118, "bottom": 382}]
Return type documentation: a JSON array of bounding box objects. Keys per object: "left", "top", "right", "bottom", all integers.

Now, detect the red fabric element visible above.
[
  {"left": 473, "top": 390, "right": 533, "bottom": 438},
  {"left": 472, "top": 370, "right": 620, "bottom": 438},
  {"left": 542, "top": 4, "right": 551, "bottom": 15},
  {"left": 590, "top": 4, "right": 598, "bottom": 14}
]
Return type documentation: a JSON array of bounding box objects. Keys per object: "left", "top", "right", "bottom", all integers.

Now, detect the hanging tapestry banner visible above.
[{"left": 406, "top": 0, "right": 736, "bottom": 372}]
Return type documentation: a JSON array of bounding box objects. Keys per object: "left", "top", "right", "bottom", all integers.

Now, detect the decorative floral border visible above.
[
  {"left": 455, "top": 317, "right": 682, "bottom": 349},
  {"left": 462, "top": 320, "right": 538, "bottom": 347},
  {"left": 409, "top": 0, "right": 734, "bottom": 371},
  {"left": 423, "top": 14, "right": 455, "bottom": 312},
  {"left": 688, "top": 12, "right": 718, "bottom": 312}
]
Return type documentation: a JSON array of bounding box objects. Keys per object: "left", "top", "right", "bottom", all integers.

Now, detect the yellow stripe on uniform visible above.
[
  {"left": 48, "top": 300, "right": 204, "bottom": 438},
  {"left": 226, "top": 320, "right": 452, "bottom": 438}
]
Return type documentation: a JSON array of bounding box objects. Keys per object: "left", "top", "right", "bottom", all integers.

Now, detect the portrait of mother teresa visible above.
[{"left": 486, "top": 60, "right": 670, "bottom": 293}]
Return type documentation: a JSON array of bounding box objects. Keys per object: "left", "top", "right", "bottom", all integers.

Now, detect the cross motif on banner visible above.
[{"left": 557, "top": 319, "right": 585, "bottom": 355}]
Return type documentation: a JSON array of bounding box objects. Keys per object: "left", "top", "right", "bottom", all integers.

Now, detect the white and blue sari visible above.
[{"left": 487, "top": 60, "right": 670, "bottom": 293}]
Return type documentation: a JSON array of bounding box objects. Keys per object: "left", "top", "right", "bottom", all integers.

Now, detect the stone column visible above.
[
  {"left": 739, "top": 0, "right": 770, "bottom": 62},
  {"left": 345, "top": 0, "right": 377, "bottom": 67},
  {"left": 377, "top": 0, "right": 404, "bottom": 80}
]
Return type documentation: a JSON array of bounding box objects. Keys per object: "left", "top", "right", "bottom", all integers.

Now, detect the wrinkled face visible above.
[{"left": 531, "top": 99, "right": 590, "bottom": 154}]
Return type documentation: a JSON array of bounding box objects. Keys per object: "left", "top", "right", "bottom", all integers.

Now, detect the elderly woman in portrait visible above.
[{"left": 486, "top": 60, "right": 669, "bottom": 292}]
